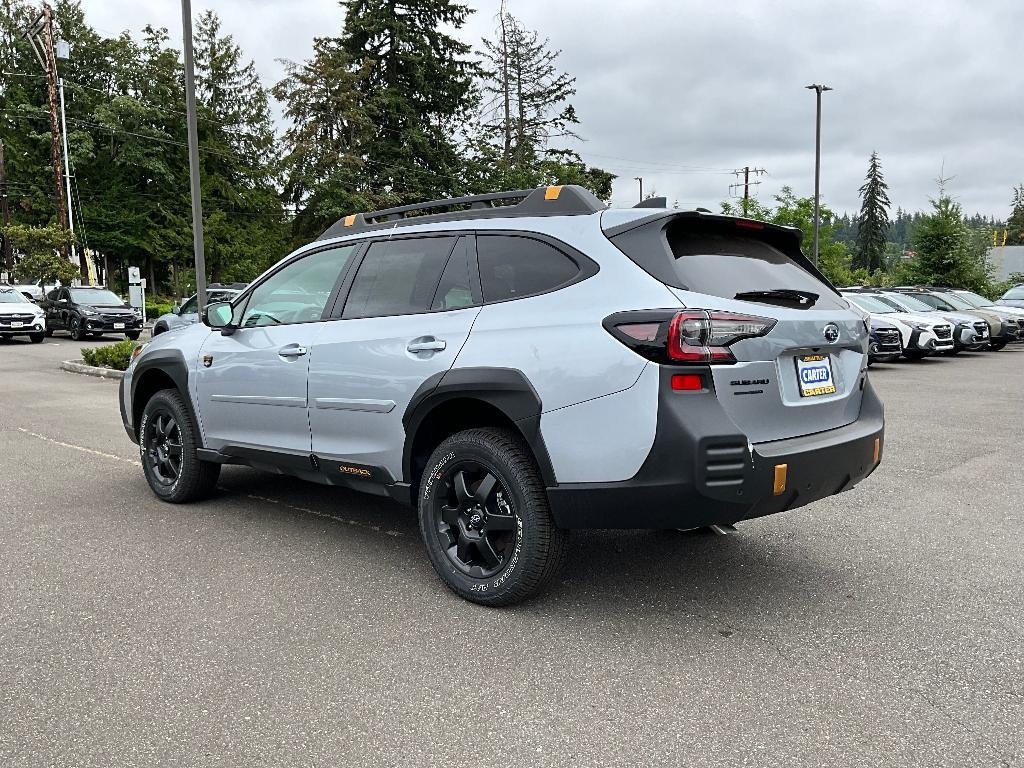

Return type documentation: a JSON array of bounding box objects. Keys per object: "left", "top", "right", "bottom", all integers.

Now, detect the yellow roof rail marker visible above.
[
  {"left": 773, "top": 464, "right": 788, "bottom": 496},
  {"left": 545, "top": 185, "right": 563, "bottom": 200},
  {"left": 344, "top": 214, "right": 357, "bottom": 227}
]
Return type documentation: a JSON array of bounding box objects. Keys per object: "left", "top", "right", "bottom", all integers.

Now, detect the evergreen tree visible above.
[
  {"left": 469, "top": 7, "right": 612, "bottom": 198},
  {"left": 193, "top": 11, "right": 286, "bottom": 282},
  {"left": 273, "top": 37, "right": 373, "bottom": 244},
  {"left": 1006, "top": 184, "right": 1024, "bottom": 245},
  {"left": 853, "top": 151, "right": 890, "bottom": 272},
  {"left": 338, "top": 0, "right": 478, "bottom": 206},
  {"left": 904, "top": 194, "right": 990, "bottom": 291}
]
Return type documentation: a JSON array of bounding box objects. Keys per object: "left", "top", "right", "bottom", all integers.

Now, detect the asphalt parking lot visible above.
[{"left": 1, "top": 336, "right": 1022, "bottom": 767}]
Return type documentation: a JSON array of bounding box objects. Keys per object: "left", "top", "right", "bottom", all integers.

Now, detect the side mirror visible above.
[
  {"left": 203, "top": 301, "right": 235, "bottom": 334},
  {"left": 171, "top": 304, "right": 181, "bottom": 315}
]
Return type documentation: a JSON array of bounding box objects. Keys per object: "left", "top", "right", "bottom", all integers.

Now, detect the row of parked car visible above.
[
  {"left": 0, "top": 282, "right": 246, "bottom": 342},
  {"left": 844, "top": 285, "right": 1024, "bottom": 364}
]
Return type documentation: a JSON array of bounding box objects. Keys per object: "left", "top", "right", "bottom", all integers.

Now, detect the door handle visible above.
[
  {"left": 278, "top": 345, "right": 308, "bottom": 358},
  {"left": 407, "top": 339, "right": 446, "bottom": 353}
]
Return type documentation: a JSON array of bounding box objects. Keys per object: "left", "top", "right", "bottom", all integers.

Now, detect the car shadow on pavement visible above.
[{"left": 212, "top": 466, "right": 854, "bottom": 623}]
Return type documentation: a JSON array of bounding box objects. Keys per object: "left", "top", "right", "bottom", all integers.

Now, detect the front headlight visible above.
[
  {"left": 81, "top": 308, "right": 98, "bottom": 317},
  {"left": 912, "top": 323, "right": 929, "bottom": 331}
]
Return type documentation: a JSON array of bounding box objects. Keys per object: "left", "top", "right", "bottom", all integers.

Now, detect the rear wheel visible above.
[
  {"left": 139, "top": 389, "right": 220, "bottom": 503},
  {"left": 418, "top": 428, "right": 566, "bottom": 606}
]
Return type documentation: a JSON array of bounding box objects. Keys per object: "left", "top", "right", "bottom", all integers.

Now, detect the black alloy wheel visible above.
[
  {"left": 434, "top": 462, "right": 518, "bottom": 578},
  {"left": 69, "top": 317, "right": 84, "bottom": 341},
  {"left": 143, "top": 410, "right": 183, "bottom": 487}
]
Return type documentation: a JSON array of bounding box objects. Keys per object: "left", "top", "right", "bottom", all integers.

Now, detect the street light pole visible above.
[
  {"left": 805, "top": 84, "right": 832, "bottom": 268},
  {"left": 181, "top": 0, "right": 207, "bottom": 310},
  {"left": 634, "top": 177, "right": 643, "bottom": 202}
]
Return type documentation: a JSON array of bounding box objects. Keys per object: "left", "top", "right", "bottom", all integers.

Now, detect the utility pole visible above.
[
  {"left": 729, "top": 166, "right": 766, "bottom": 217},
  {"left": 634, "top": 177, "right": 643, "bottom": 203},
  {"left": 805, "top": 84, "right": 832, "bottom": 267},
  {"left": 0, "top": 139, "right": 10, "bottom": 274},
  {"left": 180, "top": 0, "right": 207, "bottom": 309},
  {"left": 26, "top": 4, "right": 89, "bottom": 282}
]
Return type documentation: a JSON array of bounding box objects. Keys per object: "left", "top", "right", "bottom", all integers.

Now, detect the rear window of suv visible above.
[{"left": 665, "top": 227, "right": 844, "bottom": 310}]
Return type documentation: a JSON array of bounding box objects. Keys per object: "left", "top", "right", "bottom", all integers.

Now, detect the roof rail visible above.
[{"left": 318, "top": 185, "right": 607, "bottom": 240}]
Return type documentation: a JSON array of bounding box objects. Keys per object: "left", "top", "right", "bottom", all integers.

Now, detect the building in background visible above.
[{"left": 987, "top": 246, "right": 1024, "bottom": 281}]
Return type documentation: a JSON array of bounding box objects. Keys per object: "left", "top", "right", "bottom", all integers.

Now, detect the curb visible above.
[{"left": 60, "top": 359, "right": 125, "bottom": 380}]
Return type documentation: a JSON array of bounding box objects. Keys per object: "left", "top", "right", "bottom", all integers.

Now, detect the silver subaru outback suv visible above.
[{"left": 121, "top": 185, "right": 884, "bottom": 606}]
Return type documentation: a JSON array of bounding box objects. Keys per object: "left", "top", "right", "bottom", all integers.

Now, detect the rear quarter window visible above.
[{"left": 476, "top": 235, "right": 580, "bottom": 303}]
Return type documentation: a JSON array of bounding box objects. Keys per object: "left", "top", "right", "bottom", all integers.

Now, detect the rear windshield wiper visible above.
[{"left": 734, "top": 288, "right": 819, "bottom": 308}]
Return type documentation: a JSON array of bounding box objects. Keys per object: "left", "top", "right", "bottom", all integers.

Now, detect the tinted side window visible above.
[
  {"left": 343, "top": 237, "right": 456, "bottom": 319},
  {"left": 179, "top": 296, "right": 199, "bottom": 314},
  {"left": 431, "top": 239, "right": 477, "bottom": 311},
  {"left": 476, "top": 235, "right": 579, "bottom": 303},
  {"left": 238, "top": 245, "right": 356, "bottom": 327}
]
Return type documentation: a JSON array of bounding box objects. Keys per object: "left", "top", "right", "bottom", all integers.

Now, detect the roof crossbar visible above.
[{"left": 318, "top": 185, "right": 607, "bottom": 240}]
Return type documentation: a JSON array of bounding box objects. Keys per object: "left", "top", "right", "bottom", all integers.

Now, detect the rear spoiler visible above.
[{"left": 603, "top": 210, "right": 840, "bottom": 296}]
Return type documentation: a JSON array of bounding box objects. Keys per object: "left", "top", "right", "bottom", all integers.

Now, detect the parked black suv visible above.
[{"left": 41, "top": 286, "right": 143, "bottom": 341}]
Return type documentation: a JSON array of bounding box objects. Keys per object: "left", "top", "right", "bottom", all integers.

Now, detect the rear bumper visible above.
[{"left": 547, "top": 368, "right": 884, "bottom": 529}]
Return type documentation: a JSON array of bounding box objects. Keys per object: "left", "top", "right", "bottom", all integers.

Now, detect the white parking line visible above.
[
  {"left": 16, "top": 427, "right": 139, "bottom": 465},
  {"left": 14, "top": 426, "right": 403, "bottom": 537}
]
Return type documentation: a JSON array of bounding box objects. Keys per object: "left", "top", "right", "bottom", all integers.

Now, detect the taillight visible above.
[
  {"left": 666, "top": 310, "right": 775, "bottom": 363},
  {"left": 603, "top": 309, "right": 775, "bottom": 365}
]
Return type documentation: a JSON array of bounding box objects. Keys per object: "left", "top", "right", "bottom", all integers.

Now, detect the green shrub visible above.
[
  {"left": 80, "top": 339, "right": 138, "bottom": 371},
  {"left": 145, "top": 301, "right": 174, "bottom": 318}
]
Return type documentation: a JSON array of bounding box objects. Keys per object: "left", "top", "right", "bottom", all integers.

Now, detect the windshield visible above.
[
  {"left": 936, "top": 292, "right": 974, "bottom": 311},
  {"left": 908, "top": 292, "right": 956, "bottom": 311},
  {"left": 954, "top": 290, "right": 993, "bottom": 307},
  {"left": 845, "top": 294, "right": 895, "bottom": 314},
  {"left": 71, "top": 289, "right": 123, "bottom": 306},
  {"left": 0, "top": 289, "right": 32, "bottom": 304},
  {"left": 1003, "top": 286, "right": 1024, "bottom": 300},
  {"left": 878, "top": 293, "right": 935, "bottom": 313}
]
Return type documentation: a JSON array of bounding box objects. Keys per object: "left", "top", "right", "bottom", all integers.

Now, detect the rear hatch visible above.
[{"left": 605, "top": 211, "right": 868, "bottom": 443}]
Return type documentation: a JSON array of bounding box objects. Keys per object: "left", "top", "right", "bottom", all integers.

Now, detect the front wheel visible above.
[
  {"left": 69, "top": 317, "right": 85, "bottom": 341},
  {"left": 139, "top": 389, "right": 220, "bottom": 503},
  {"left": 990, "top": 341, "right": 1007, "bottom": 351},
  {"left": 903, "top": 350, "right": 927, "bottom": 361},
  {"left": 418, "top": 428, "right": 566, "bottom": 607},
  {"left": 126, "top": 331, "right": 141, "bottom": 341},
  {"left": 29, "top": 333, "right": 44, "bottom": 344}
]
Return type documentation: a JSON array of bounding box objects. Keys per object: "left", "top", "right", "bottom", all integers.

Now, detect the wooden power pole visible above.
[
  {"left": 27, "top": 4, "right": 88, "bottom": 282},
  {"left": 0, "top": 139, "right": 10, "bottom": 274}
]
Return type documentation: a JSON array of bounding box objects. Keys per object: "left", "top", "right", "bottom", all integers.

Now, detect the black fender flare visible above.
[
  {"left": 402, "top": 367, "right": 557, "bottom": 487},
  {"left": 129, "top": 348, "right": 202, "bottom": 445}
]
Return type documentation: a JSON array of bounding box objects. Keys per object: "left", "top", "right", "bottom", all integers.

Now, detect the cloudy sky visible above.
[{"left": 81, "top": 0, "right": 1023, "bottom": 218}]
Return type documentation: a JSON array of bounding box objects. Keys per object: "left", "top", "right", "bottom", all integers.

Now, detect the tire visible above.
[
  {"left": 990, "top": 341, "right": 1007, "bottom": 351},
  {"left": 152, "top": 325, "right": 165, "bottom": 336},
  {"left": 902, "top": 350, "right": 927, "bottom": 361},
  {"left": 44, "top": 328, "right": 53, "bottom": 337},
  {"left": 139, "top": 389, "right": 220, "bottom": 503},
  {"left": 29, "top": 333, "right": 44, "bottom": 344},
  {"left": 126, "top": 332, "right": 141, "bottom": 341},
  {"left": 69, "top": 317, "right": 85, "bottom": 341},
  {"left": 418, "top": 427, "right": 567, "bottom": 607}
]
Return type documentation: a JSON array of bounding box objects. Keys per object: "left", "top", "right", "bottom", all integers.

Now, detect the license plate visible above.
[
  {"left": 795, "top": 354, "right": 836, "bottom": 397},
  {"left": 113, "top": 323, "right": 125, "bottom": 329},
  {"left": 10, "top": 321, "right": 23, "bottom": 328}
]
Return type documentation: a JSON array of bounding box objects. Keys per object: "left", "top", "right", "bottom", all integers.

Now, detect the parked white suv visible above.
[
  {"left": 120, "top": 186, "right": 885, "bottom": 605},
  {"left": 843, "top": 291, "right": 954, "bottom": 359}
]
